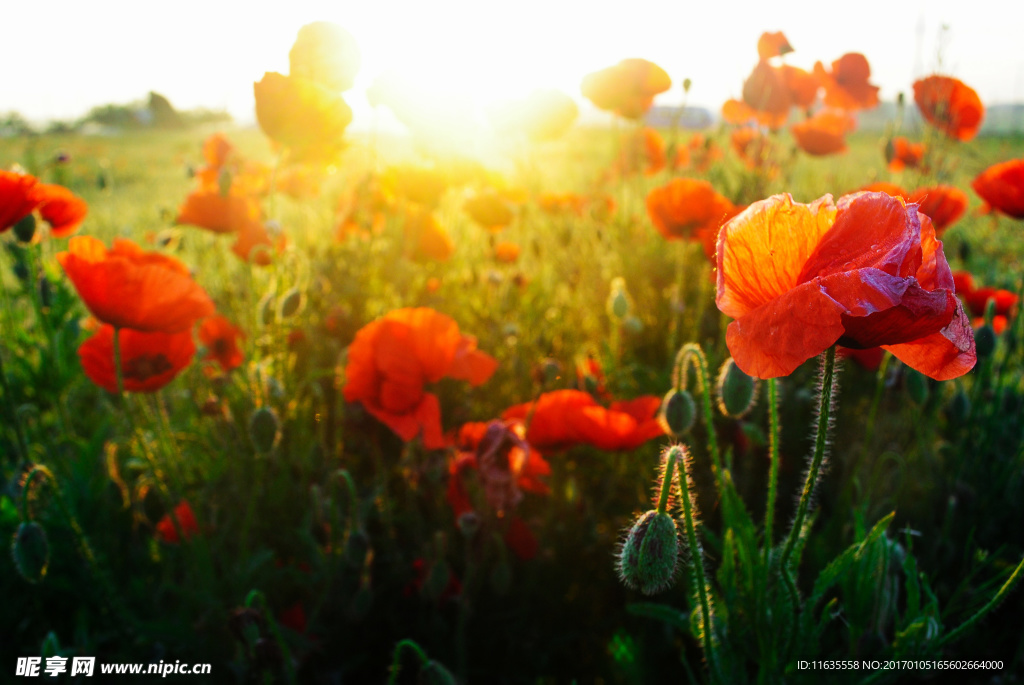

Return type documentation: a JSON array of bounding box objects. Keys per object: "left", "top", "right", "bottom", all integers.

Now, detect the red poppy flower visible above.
[
  {"left": 57, "top": 236, "right": 215, "bottom": 333},
  {"left": 909, "top": 186, "right": 968, "bottom": 234},
  {"left": 791, "top": 110, "right": 854, "bottom": 156},
  {"left": 79, "top": 324, "right": 195, "bottom": 393},
  {"left": 502, "top": 390, "right": 664, "bottom": 452},
  {"left": 973, "top": 316, "right": 1009, "bottom": 335},
  {"left": 913, "top": 76, "right": 984, "bottom": 141},
  {"left": 494, "top": 242, "right": 520, "bottom": 263},
  {"left": 742, "top": 61, "right": 792, "bottom": 124},
  {"left": 972, "top": 159, "right": 1024, "bottom": 219},
  {"left": 841, "top": 346, "right": 885, "bottom": 371},
  {"left": 155, "top": 501, "right": 200, "bottom": 543},
  {"left": 581, "top": 59, "right": 671, "bottom": 119},
  {"left": 199, "top": 315, "right": 245, "bottom": 372},
  {"left": 177, "top": 190, "right": 261, "bottom": 234},
  {"left": 716, "top": 192, "right": 976, "bottom": 380},
  {"left": 254, "top": 72, "right": 352, "bottom": 161},
  {"left": 964, "top": 287, "right": 1018, "bottom": 318},
  {"left": 343, "top": 308, "right": 498, "bottom": 449},
  {"left": 814, "top": 53, "right": 879, "bottom": 110},
  {"left": 779, "top": 65, "right": 819, "bottom": 110},
  {"left": 0, "top": 171, "right": 88, "bottom": 237},
  {"left": 757, "top": 31, "right": 793, "bottom": 60},
  {"left": 503, "top": 516, "right": 539, "bottom": 560},
  {"left": 646, "top": 179, "right": 737, "bottom": 242},
  {"left": 886, "top": 137, "right": 926, "bottom": 172},
  {"left": 231, "top": 219, "right": 286, "bottom": 266},
  {"left": 202, "top": 133, "right": 233, "bottom": 169}
]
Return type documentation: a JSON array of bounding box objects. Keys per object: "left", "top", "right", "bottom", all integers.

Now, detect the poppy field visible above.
[{"left": 3, "top": 22, "right": 1024, "bottom": 685}]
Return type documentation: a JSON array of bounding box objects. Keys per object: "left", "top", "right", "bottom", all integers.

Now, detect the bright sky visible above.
[{"left": 6, "top": 0, "right": 1024, "bottom": 129}]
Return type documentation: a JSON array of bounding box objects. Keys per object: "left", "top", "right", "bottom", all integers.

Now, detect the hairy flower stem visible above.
[
  {"left": 387, "top": 639, "right": 430, "bottom": 685},
  {"left": 656, "top": 448, "right": 679, "bottom": 514},
  {"left": 781, "top": 346, "right": 837, "bottom": 567},
  {"left": 672, "top": 344, "right": 724, "bottom": 488},
  {"left": 674, "top": 447, "right": 716, "bottom": 680},
  {"left": 762, "top": 378, "right": 779, "bottom": 566}
]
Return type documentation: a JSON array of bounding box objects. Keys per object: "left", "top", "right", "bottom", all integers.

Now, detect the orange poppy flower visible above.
[
  {"left": 614, "top": 127, "right": 667, "bottom": 176},
  {"left": 198, "top": 315, "right": 245, "bottom": 372},
  {"left": 742, "top": 61, "right": 792, "bottom": 122},
  {"left": 814, "top": 53, "right": 879, "bottom": 110},
  {"left": 502, "top": 390, "right": 664, "bottom": 452},
  {"left": 464, "top": 191, "right": 515, "bottom": 231},
  {"left": 58, "top": 236, "right": 214, "bottom": 333},
  {"left": 913, "top": 76, "right": 984, "bottom": 142},
  {"left": 176, "top": 190, "right": 262, "bottom": 234},
  {"left": 0, "top": 171, "right": 87, "bottom": 238},
  {"left": 288, "top": 21, "right": 361, "bottom": 93},
  {"left": 716, "top": 192, "right": 975, "bottom": 380},
  {"left": 886, "top": 137, "right": 926, "bottom": 172},
  {"left": 155, "top": 501, "right": 200, "bottom": 544},
  {"left": 908, "top": 186, "right": 968, "bottom": 234},
  {"left": 972, "top": 159, "right": 1024, "bottom": 219},
  {"left": 757, "top": 31, "right": 793, "bottom": 60},
  {"left": 202, "top": 133, "right": 233, "bottom": 169},
  {"left": 494, "top": 241, "right": 520, "bottom": 263},
  {"left": 647, "top": 178, "right": 736, "bottom": 242},
  {"left": 859, "top": 182, "right": 908, "bottom": 199},
  {"left": 791, "top": 109, "right": 854, "bottom": 156},
  {"left": 231, "top": 219, "right": 287, "bottom": 267},
  {"left": 79, "top": 324, "right": 195, "bottom": 393},
  {"left": 343, "top": 308, "right": 498, "bottom": 449},
  {"left": 779, "top": 64, "right": 819, "bottom": 110},
  {"left": 581, "top": 58, "right": 671, "bottom": 119},
  {"left": 254, "top": 72, "right": 352, "bottom": 161},
  {"left": 730, "top": 127, "right": 776, "bottom": 171},
  {"left": 404, "top": 210, "right": 454, "bottom": 262}
]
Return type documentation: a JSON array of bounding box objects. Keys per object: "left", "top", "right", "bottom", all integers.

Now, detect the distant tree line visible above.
[{"left": 1, "top": 92, "right": 232, "bottom": 136}]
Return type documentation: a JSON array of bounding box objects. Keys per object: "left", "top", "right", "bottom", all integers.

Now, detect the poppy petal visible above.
[{"left": 883, "top": 301, "right": 976, "bottom": 380}]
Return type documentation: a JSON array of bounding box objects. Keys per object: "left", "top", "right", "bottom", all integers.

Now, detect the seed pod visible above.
[
  {"left": 278, "top": 288, "right": 304, "bottom": 319},
  {"left": 658, "top": 389, "right": 696, "bottom": 437},
  {"left": 12, "top": 521, "right": 49, "bottom": 584},
  {"left": 418, "top": 660, "right": 458, "bottom": 685},
  {"left": 974, "top": 324, "right": 997, "bottom": 358},
  {"left": 14, "top": 214, "right": 36, "bottom": 243},
  {"left": 946, "top": 390, "right": 970, "bottom": 423},
  {"left": 258, "top": 293, "right": 276, "bottom": 326},
  {"left": 716, "top": 358, "right": 759, "bottom": 418},
  {"left": 617, "top": 510, "right": 679, "bottom": 595},
  {"left": 248, "top": 407, "right": 280, "bottom": 453},
  {"left": 607, "top": 277, "right": 631, "bottom": 320},
  {"left": 905, "top": 368, "right": 929, "bottom": 405}
]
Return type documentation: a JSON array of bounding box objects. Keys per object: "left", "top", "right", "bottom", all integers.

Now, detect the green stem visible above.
[
  {"left": 674, "top": 446, "right": 716, "bottom": 679},
  {"left": 763, "top": 378, "right": 780, "bottom": 565},
  {"left": 939, "top": 555, "right": 1024, "bottom": 647},
  {"left": 781, "top": 346, "right": 838, "bottom": 567},
  {"left": 657, "top": 448, "right": 679, "bottom": 514},
  {"left": 672, "top": 343, "right": 723, "bottom": 485},
  {"left": 387, "top": 639, "right": 429, "bottom": 685}
]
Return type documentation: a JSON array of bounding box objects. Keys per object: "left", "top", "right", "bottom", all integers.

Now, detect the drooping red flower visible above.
[
  {"left": 814, "top": 53, "right": 880, "bottom": 110},
  {"left": 646, "top": 179, "right": 738, "bottom": 242},
  {"left": 156, "top": 501, "right": 200, "bottom": 543},
  {"left": 344, "top": 308, "right": 498, "bottom": 449},
  {"left": 909, "top": 186, "right": 968, "bottom": 234},
  {"left": 886, "top": 137, "right": 926, "bottom": 172},
  {"left": 57, "top": 236, "right": 215, "bottom": 333},
  {"left": 79, "top": 324, "right": 195, "bottom": 393},
  {"left": 198, "top": 315, "right": 245, "bottom": 372},
  {"left": 757, "top": 31, "right": 794, "bottom": 60},
  {"left": 0, "top": 170, "right": 87, "bottom": 237},
  {"left": 581, "top": 58, "right": 671, "bottom": 119},
  {"left": 791, "top": 110, "right": 854, "bottom": 156},
  {"left": 502, "top": 390, "right": 664, "bottom": 452},
  {"left": 716, "top": 192, "right": 976, "bottom": 380},
  {"left": 972, "top": 159, "right": 1024, "bottom": 219},
  {"left": 913, "top": 75, "right": 984, "bottom": 141}
]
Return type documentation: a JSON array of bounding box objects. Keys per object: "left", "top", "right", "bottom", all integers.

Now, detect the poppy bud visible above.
[
  {"left": 456, "top": 511, "right": 480, "bottom": 539},
  {"left": 279, "top": 288, "right": 304, "bottom": 319},
  {"left": 248, "top": 407, "right": 280, "bottom": 453},
  {"left": 12, "top": 521, "right": 49, "bottom": 584},
  {"left": 617, "top": 510, "right": 679, "bottom": 595},
  {"left": 974, "top": 324, "right": 997, "bottom": 358},
  {"left": 946, "top": 389, "right": 970, "bottom": 423},
  {"left": 683, "top": 78, "right": 692, "bottom": 93},
  {"left": 607, "top": 281, "right": 630, "bottom": 319},
  {"left": 658, "top": 389, "right": 696, "bottom": 437},
  {"left": 258, "top": 293, "right": 276, "bottom": 326},
  {"left": 905, "top": 368, "right": 929, "bottom": 405},
  {"left": 716, "top": 358, "right": 759, "bottom": 418},
  {"left": 13, "top": 214, "right": 36, "bottom": 243},
  {"left": 418, "top": 660, "right": 458, "bottom": 685}
]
